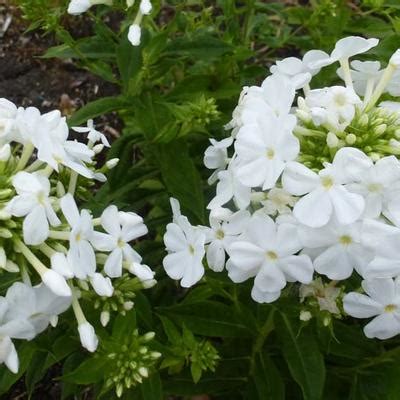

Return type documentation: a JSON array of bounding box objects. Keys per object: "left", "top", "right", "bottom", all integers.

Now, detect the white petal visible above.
[
  {"left": 293, "top": 188, "right": 332, "bottom": 227},
  {"left": 206, "top": 241, "right": 226, "bottom": 272},
  {"left": 343, "top": 292, "right": 383, "bottom": 317},
  {"left": 104, "top": 248, "right": 123, "bottom": 278},
  {"left": 279, "top": 254, "right": 314, "bottom": 283},
  {"left": 314, "top": 245, "right": 354, "bottom": 280},
  {"left": 329, "top": 186, "right": 364, "bottom": 225},
  {"left": 282, "top": 162, "right": 319, "bottom": 195},
  {"left": 364, "top": 313, "right": 400, "bottom": 339},
  {"left": 101, "top": 205, "right": 121, "bottom": 236},
  {"left": 23, "top": 206, "right": 49, "bottom": 245}
]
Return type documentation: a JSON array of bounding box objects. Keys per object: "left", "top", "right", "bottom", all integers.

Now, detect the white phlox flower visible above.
[
  {"left": 234, "top": 111, "right": 299, "bottom": 190},
  {"left": 72, "top": 119, "right": 110, "bottom": 147},
  {"left": 204, "top": 208, "right": 250, "bottom": 272},
  {"left": 343, "top": 278, "right": 400, "bottom": 339},
  {"left": 282, "top": 148, "right": 366, "bottom": 227},
  {"left": 204, "top": 137, "right": 233, "bottom": 184},
  {"left": 163, "top": 199, "right": 206, "bottom": 287},
  {"left": 91, "top": 205, "right": 148, "bottom": 278},
  {"left": 228, "top": 215, "right": 314, "bottom": 303},
  {"left": 7, "top": 172, "right": 60, "bottom": 245}
]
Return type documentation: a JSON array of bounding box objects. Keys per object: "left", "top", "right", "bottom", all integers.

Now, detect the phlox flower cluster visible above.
[
  {"left": 162, "top": 36, "right": 400, "bottom": 341},
  {"left": 67, "top": 0, "right": 152, "bottom": 47},
  {"left": 0, "top": 99, "right": 155, "bottom": 373}
]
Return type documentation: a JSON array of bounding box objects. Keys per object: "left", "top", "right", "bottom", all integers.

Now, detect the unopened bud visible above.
[
  {"left": 56, "top": 181, "right": 66, "bottom": 197},
  {"left": 50, "top": 315, "right": 59, "bottom": 327},
  {"left": 359, "top": 114, "right": 369, "bottom": 126},
  {"left": 78, "top": 322, "right": 98, "bottom": 352},
  {"left": 93, "top": 144, "right": 104, "bottom": 154},
  {"left": 326, "top": 132, "right": 339, "bottom": 148},
  {"left": 123, "top": 301, "right": 134, "bottom": 311},
  {"left": 322, "top": 315, "right": 331, "bottom": 327},
  {"left": 390, "top": 138, "right": 400, "bottom": 149},
  {"left": 370, "top": 152, "right": 381, "bottom": 162},
  {"left": 100, "top": 310, "right": 110, "bottom": 327},
  {"left": 345, "top": 133, "right": 357, "bottom": 145},
  {"left": 296, "top": 110, "right": 311, "bottom": 123},
  {"left": 138, "top": 366, "right": 149, "bottom": 377},
  {"left": 42, "top": 270, "right": 72, "bottom": 297},
  {"left": 126, "top": 0, "right": 135, "bottom": 7},
  {"left": 300, "top": 310, "right": 312, "bottom": 322},
  {"left": 106, "top": 158, "right": 119, "bottom": 169},
  {"left": 143, "top": 331, "right": 155, "bottom": 342},
  {"left": 374, "top": 124, "right": 387, "bottom": 135}
]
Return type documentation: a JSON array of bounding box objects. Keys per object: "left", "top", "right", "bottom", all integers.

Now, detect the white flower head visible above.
[
  {"left": 72, "top": 119, "right": 110, "bottom": 147},
  {"left": 163, "top": 199, "right": 206, "bottom": 287},
  {"left": 343, "top": 278, "right": 400, "bottom": 339},
  {"left": 228, "top": 215, "right": 314, "bottom": 303},
  {"left": 7, "top": 172, "right": 60, "bottom": 245},
  {"left": 128, "top": 23, "right": 142, "bottom": 46}
]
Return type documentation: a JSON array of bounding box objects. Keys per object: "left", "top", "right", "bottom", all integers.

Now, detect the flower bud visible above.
[
  {"left": 359, "top": 114, "right": 369, "bottom": 126},
  {"left": 4, "top": 260, "right": 19, "bottom": 273},
  {"left": 345, "top": 133, "right": 357, "bottom": 145},
  {"left": 100, "top": 310, "right": 110, "bottom": 327},
  {"left": 326, "top": 132, "right": 339, "bottom": 148},
  {"left": 296, "top": 109, "right": 311, "bottom": 123},
  {"left": 140, "top": 0, "right": 152, "bottom": 14},
  {"left": 90, "top": 273, "right": 114, "bottom": 297},
  {"left": 67, "top": 0, "right": 91, "bottom": 15},
  {"left": 126, "top": 0, "right": 135, "bottom": 7},
  {"left": 56, "top": 181, "right": 66, "bottom": 197},
  {"left": 42, "top": 270, "right": 72, "bottom": 297},
  {"left": 142, "top": 331, "right": 155, "bottom": 342},
  {"left": 78, "top": 322, "right": 98, "bottom": 352},
  {"left": 123, "top": 301, "right": 134, "bottom": 311},
  {"left": 300, "top": 310, "right": 312, "bottom": 321},
  {"left": 138, "top": 366, "right": 149, "bottom": 377},
  {"left": 106, "top": 158, "right": 119, "bottom": 169},
  {"left": 370, "top": 152, "right": 380, "bottom": 162},
  {"left": 93, "top": 144, "right": 104, "bottom": 154},
  {"left": 374, "top": 124, "right": 387, "bottom": 135},
  {"left": 128, "top": 24, "right": 141, "bottom": 46},
  {"left": 390, "top": 138, "right": 400, "bottom": 149},
  {"left": 50, "top": 315, "right": 59, "bottom": 327}
]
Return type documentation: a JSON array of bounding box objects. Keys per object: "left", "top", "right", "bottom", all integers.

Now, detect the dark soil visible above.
[{"left": 0, "top": 3, "right": 120, "bottom": 134}]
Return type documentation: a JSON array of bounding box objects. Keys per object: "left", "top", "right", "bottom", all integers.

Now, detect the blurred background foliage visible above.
[{"left": 6, "top": 0, "right": 400, "bottom": 399}]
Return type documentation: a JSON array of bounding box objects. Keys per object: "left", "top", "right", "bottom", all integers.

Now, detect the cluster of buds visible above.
[
  {"left": 0, "top": 98, "right": 155, "bottom": 372},
  {"left": 104, "top": 329, "right": 161, "bottom": 397},
  {"left": 67, "top": 0, "right": 153, "bottom": 47},
  {"left": 162, "top": 37, "right": 400, "bottom": 341}
]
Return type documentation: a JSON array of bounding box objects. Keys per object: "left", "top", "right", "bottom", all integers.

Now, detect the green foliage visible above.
[{"left": 11, "top": 0, "right": 400, "bottom": 399}]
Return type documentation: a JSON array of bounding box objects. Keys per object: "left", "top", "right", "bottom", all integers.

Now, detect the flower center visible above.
[
  {"left": 188, "top": 244, "right": 195, "bottom": 255},
  {"left": 266, "top": 148, "right": 275, "bottom": 160},
  {"left": 215, "top": 229, "right": 225, "bottom": 240},
  {"left": 367, "top": 183, "right": 382, "bottom": 193},
  {"left": 117, "top": 238, "right": 125, "bottom": 248},
  {"left": 37, "top": 191, "right": 46, "bottom": 205},
  {"left": 75, "top": 232, "right": 82, "bottom": 242},
  {"left": 334, "top": 93, "right": 347, "bottom": 107},
  {"left": 321, "top": 176, "right": 334, "bottom": 189},
  {"left": 266, "top": 251, "right": 278, "bottom": 261},
  {"left": 385, "top": 304, "right": 397, "bottom": 313},
  {"left": 339, "top": 235, "right": 352, "bottom": 245}
]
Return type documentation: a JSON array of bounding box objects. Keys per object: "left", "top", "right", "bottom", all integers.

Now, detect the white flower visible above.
[
  {"left": 163, "top": 202, "right": 206, "bottom": 288},
  {"left": 7, "top": 172, "right": 60, "bottom": 245},
  {"left": 204, "top": 208, "right": 250, "bottom": 272},
  {"left": 91, "top": 205, "right": 148, "bottom": 278},
  {"left": 343, "top": 278, "right": 400, "bottom": 339},
  {"left": 203, "top": 137, "right": 233, "bottom": 184},
  {"left": 234, "top": 111, "right": 299, "bottom": 190},
  {"left": 228, "top": 215, "right": 314, "bottom": 303},
  {"left": 299, "top": 218, "right": 374, "bottom": 280},
  {"left": 4, "top": 282, "right": 71, "bottom": 335},
  {"left": 337, "top": 60, "right": 383, "bottom": 97},
  {"left": 270, "top": 50, "right": 329, "bottom": 89},
  {"left": 61, "top": 194, "right": 96, "bottom": 279},
  {"left": 207, "top": 160, "right": 251, "bottom": 210},
  {"left": 72, "top": 119, "right": 110, "bottom": 147},
  {"left": 128, "top": 24, "right": 141, "bottom": 46},
  {"left": 78, "top": 322, "right": 98, "bottom": 352},
  {"left": 282, "top": 148, "right": 366, "bottom": 227},
  {"left": 309, "top": 36, "right": 379, "bottom": 69}
]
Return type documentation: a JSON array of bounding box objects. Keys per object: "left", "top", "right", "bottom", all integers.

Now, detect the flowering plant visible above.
[
  {"left": 0, "top": 99, "right": 157, "bottom": 379},
  {"left": 162, "top": 36, "right": 400, "bottom": 341}
]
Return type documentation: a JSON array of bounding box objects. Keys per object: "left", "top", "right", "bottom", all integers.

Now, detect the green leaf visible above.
[
  {"left": 275, "top": 312, "right": 325, "bottom": 400},
  {"left": 158, "top": 301, "right": 254, "bottom": 338},
  {"left": 67, "top": 96, "right": 128, "bottom": 127},
  {"left": 155, "top": 140, "right": 205, "bottom": 224},
  {"left": 248, "top": 352, "right": 285, "bottom": 400},
  {"left": 140, "top": 373, "right": 163, "bottom": 400},
  {"left": 62, "top": 356, "right": 109, "bottom": 385}
]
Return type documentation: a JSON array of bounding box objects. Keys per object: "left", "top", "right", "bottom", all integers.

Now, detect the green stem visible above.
[
  {"left": 16, "top": 143, "right": 34, "bottom": 171},
  {"left": 15, "top": 239, "right": 47, "bottom": 276}
]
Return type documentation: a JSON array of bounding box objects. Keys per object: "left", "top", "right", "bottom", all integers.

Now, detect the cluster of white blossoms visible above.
[
  {"left": 163, "top": 36, "right": 400, "bottom": 340},
  {"left": 67, "top": 0, "right": 152, "bottom": 47},
  {"left": 0, "top": 99, "right": 155, "bottom": 373}
]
